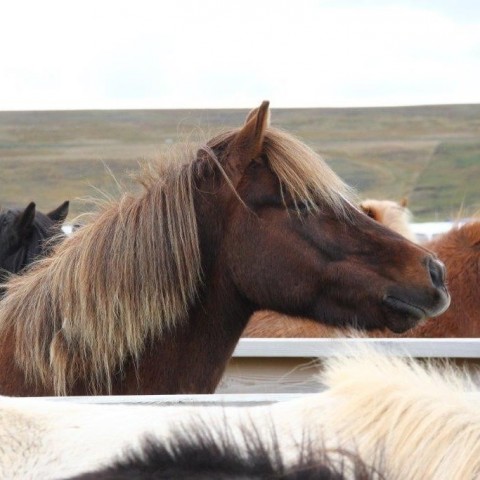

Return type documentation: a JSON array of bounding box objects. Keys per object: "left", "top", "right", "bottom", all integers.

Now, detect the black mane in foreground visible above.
[{"left": 68, "top": 421, "right": 383, "bottom": 480}]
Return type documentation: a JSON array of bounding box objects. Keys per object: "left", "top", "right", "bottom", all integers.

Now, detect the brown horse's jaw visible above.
[
  {"left": 384, "top": 296, "right": 426, "bottom": 320},
  {"left": 383, "top": 288, "right": 451, "bottom": 333}
]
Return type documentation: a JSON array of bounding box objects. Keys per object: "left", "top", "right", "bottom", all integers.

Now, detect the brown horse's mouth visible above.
[{"left": 383, "top": 296, "right": 426, "bottom": 322}]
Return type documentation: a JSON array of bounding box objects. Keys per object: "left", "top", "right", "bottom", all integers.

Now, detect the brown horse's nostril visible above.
[{"left": 428, "top": 257, "right": 446, "bottom": 289}]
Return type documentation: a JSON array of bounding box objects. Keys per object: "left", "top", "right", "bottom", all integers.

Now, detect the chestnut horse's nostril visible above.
[{"left": 428, "top": 257, "right": 446, "bottom": 289}]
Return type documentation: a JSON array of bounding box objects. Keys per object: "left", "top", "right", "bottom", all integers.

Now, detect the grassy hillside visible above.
[{"left": 0, "top": 105, "right": 479, "bottom": 221}]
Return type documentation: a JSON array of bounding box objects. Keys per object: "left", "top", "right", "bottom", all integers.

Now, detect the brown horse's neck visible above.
[
  {"left": 101, "top": 186, "right": 256, "bottom": 395},
  {"left": 0, "top": 184, "right": 255, "bottom": 396},
  {"left": 108, "top": 190, "right": 256, "bottom": 394},
  {"left": 109, "top": 279, "right": 254, "bottom": 394},
  {"left": 0, "top": 327, "right": 54, "bottom": 396},
  {"left": 0, "top": 275, "right": 254, "bottom": 397}
]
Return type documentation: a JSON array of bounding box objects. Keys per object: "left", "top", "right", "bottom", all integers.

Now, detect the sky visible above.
[{"left": 2, "top": 0, "right": 480, "bottom": 110}]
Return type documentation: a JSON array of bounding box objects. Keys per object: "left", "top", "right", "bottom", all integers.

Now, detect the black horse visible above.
[{"left": 0, "top": 201, "right": 69, "bottom": 290}]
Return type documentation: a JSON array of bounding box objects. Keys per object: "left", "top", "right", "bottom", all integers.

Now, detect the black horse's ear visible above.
[
  {"left": 15, "top": 202, "right": 36, "bottom": 237},
  {"left": 47, "top": 201, "right": 69, "bottom": 223},
  {"left": 229, "top": 101, "right": 270, "bottom": 182}
]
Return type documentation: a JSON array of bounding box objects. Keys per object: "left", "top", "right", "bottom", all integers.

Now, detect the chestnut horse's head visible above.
[{"left": 195, "top": 101, "right": 449, "bottom": 334}]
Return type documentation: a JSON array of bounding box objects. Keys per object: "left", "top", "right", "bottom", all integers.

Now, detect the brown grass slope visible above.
[{"left": 0, "top": 105, "right": 479, "bottom": 220}]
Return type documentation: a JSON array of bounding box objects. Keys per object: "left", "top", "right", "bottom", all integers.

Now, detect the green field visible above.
[{"left": 0, "top": 105, "right": 479, "bottom": 221}]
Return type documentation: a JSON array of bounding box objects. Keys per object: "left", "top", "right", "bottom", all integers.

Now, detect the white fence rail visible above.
[
  {"left": 31, "top": 338, "right": 480, "bottom": 405},
  {"left": 232, "top": 338, "right": 480, "bottom": 358},
  {"left": 219, "top": 338, "right": 480, "bottom": 395}
]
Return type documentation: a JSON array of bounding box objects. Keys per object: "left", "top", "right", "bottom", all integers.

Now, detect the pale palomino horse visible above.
[{"left": 0, "top": 348, "right": 479, "bottom": 479}]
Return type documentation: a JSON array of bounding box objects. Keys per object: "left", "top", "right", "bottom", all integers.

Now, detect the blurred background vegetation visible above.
[{"left": 0, "top": 105, "right": 479, "bottom": 221}]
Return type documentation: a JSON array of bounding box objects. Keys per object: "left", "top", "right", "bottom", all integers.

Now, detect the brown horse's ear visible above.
[
  {"left": 15, "top": 202, "right": 36, "bottom": 237},
  {"left": 400, "top": 197, "right": 409, "bottom": 208},
  {"left": 47, "top": 201, "right": 69, "bottom": 223},
  {"left": 229, "top": 101, "right": 270, "bottom": 181}
]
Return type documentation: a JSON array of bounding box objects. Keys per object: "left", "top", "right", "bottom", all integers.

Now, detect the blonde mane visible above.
[
  {"left": 320, "top": 349, "right": 480, "bottom": 479},
  {"left": 210, "top": 127, "right": 356, "bottom": 219},
  {"left": 0, "top": 126, "right": 355, "bottom": 395},
  {"left": 0, "top": 148, "right": 202, "bottom": 395}
]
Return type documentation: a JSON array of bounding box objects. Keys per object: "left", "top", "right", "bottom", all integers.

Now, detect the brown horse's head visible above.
[{"left": 197, "top": 101, "right": 450, "bottom": 333}]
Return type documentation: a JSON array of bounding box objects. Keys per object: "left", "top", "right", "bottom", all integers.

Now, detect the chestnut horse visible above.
[
  {"left": 356, "top": 200, "right": 480, "bottom": 336},
  {"left": 0, "top": 102, "right": 449, "bottom": 396},
  {"left": 1, "top": 348, "right": 479, "bottom": 479},
  {"left": 398, "top": 220, "right": 480, "bottom": 337},
  {"left": 0, "top": 201, "right": 69, "bottom": 293}
]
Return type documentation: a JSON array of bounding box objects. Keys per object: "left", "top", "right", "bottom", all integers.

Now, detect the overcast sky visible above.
[{"left": 2, "top": 0, "right": 480, "bottom": 110}]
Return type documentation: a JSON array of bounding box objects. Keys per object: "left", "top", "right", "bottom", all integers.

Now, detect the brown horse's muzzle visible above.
[{"left": 383, "top": 256, "right": 450, "bottom": 333}]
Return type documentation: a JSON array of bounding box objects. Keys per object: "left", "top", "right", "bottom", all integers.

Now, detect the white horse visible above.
[{"left": 2, "top": 348, "right": 480, "bottom": 479}]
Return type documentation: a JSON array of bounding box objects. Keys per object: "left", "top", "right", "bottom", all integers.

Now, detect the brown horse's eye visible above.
[
  {"left": 248, "top": 156, "right": 267, "bottom": 170},
  {"left": 290, "top": 201, "right": 315, "bottom": 216}
]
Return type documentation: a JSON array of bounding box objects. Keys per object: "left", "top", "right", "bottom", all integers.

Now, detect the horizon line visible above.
[{"left": 1, "top": 101, "right": 479, "bottom": 114}]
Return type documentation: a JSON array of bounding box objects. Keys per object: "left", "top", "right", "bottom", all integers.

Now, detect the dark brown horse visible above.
[
  {"left": 0, "top": 201, "right": 69, "bottom": 292},
  {"left": 0, "top": 102, "right": 449, "bottom": 395}
]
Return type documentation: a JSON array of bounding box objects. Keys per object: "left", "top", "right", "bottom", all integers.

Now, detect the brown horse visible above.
[
  {"left": 245, "top": 197, "right": 418, "bottom": 338},
  {"left": 245, "top": 207, "right": 479, "bottom": 339},
  {"left": 0, "top": 102, "right": 449, "bottom": 396}
]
